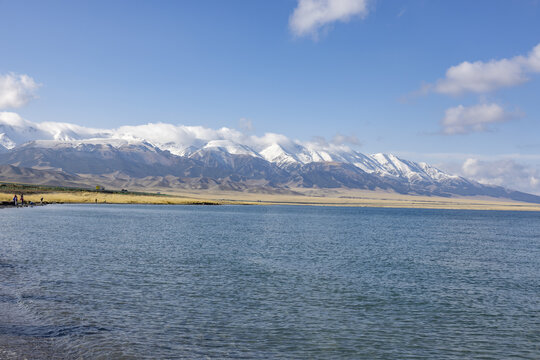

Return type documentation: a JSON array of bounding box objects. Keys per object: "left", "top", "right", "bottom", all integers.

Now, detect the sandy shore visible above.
[{"left": 1, "top": 188, "right": 540, "bottom": 211}]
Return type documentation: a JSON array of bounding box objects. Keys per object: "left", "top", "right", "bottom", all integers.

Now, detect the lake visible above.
[{"left": 1, "top": 204, "right": 539, "bottom": 359}]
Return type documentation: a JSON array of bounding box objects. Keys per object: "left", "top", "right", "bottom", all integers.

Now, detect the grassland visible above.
[
  {"left": 0, "top": 183, "right": 219, "bottom": 205},
  {"left": 160, "top": 187, "right": 540, "bottom": 211},
  {"left": 2, "top": 181, "right": 540, "bottom": 211}
]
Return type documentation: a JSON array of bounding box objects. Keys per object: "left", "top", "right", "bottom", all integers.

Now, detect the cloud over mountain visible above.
[
  {"left": 0, "top": 73, "right": 40, "bottom": 109},
  {"left": 1, "top": 113, "right": 540, "bottom": 202},
  {"left": 461, "top": 158, "right": 540, "bottom": 195},
  {"left": 0, "top": 112, "right": 361, "bottom": 158}
]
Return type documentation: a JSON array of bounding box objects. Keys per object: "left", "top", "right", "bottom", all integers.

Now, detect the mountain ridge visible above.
[{"left": 1, "top": 116, "right": 540, "bottom": 203}]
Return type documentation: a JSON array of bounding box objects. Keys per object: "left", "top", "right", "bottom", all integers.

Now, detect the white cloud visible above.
[
  {"left": 114, "top": 123, "right": 249, "bottom": 152},
  {"left": 0, "top": 73, "right": 41, "bottom": 109},
  {"left": 527, "top": 43, "right": 540, "bottom": 71},
  {"left": 440, "top": 103, "right": 517, "bottom": 135},
  {"left": 411, "top": 153, "right": 540, "bottom": 196},
  {"left": 430, "top": 43, "right": 540, "bottom": 95},
  {"left": 238, "top": 118, "right": 253, "bottom": 132},
  {"left": 0, "top": 112, "right": 367, "bottom": 163},
  {"left": 461, "top": 158, "right": 540, "bottom": 195},
  {"left": 313, "top": 133, "right": 361, "bottom": 146},
  {"left": 435, "top": 59, "right": 526, "bottom": 95},
  {"left": 0, "top": 113, "right": 310, "bottom": 154},
  {"left": 395, "top": 151, "right": 540, "bottom": 168},
  {"left": 331, "top": 133, "right": 360, "bottom": 146},
  {"left": 0, "top": 111, "right": 110, "bottom": 148},
  {"left": 289, "top": 0, "right": 369, "bottom": 38},
  {"left": 0, "top": 111, "right": 34, "bottom": 128}
]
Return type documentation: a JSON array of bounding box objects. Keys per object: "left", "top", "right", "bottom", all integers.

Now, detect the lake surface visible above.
[{"left": 1, "top": 204, "right": 539, "bottom": 359}]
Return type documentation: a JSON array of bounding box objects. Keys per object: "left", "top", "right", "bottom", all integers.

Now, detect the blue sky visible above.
[{"left": 1, "top": 0, "right": 540, "bottom": 192}]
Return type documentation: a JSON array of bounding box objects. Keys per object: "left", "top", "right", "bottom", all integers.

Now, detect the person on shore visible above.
[
  {"left": 13, "top": 194, "right": 18, "bottom": 206},
  {"left": 20, "top": 194, "right": 24, "bottom": 206},
  {"left": 40, "top": 197, "right": 44, "bottom": 205}
]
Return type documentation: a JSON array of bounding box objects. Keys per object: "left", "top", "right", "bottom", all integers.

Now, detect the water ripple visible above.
[{"left": 0, "top": 205, "right": 539, "bottom": 359}]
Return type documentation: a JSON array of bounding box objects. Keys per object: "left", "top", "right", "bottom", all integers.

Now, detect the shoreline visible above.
[
  {"left": 0, "top": 201, "right": 50, "bottom": 209},
  {"left": 1, "top": 183, "right": 540, "bottom": 211},
  {"left": 1, "top": 191, "right": 540, "bottom": 211}
]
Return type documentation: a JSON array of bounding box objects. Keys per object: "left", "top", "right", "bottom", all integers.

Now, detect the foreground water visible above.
[{"left": 1, "top": 205, "right": 539, "bottom": 359}]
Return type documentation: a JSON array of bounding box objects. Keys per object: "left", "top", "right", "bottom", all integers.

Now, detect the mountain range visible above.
[{"left": 1, "top": 113, "right": 539, "bottom": 203}]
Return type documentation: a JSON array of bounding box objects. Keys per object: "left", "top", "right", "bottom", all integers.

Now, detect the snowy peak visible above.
[
  {"left": 0, "top": 133, "right": 16, "bottom": 150},
  {"left": 0, "top": 113, "right": 50, "bottom": 146},
  {"left": 371, "top": 153, "right": 419, "bottom": 178},
  {"left": 1, "top": 118, "right": 539, "bottom": 202},
  {"left": 260, "top": 143, "right": 354, "bottom": 165},
  {"left": 186, "top": 140, "right": 265, "bottom": 169},
  {"left": 370, "top": 153, "right": 458, "bottom": 183},
  {"left": 18, "top": 137, "right": 160, "bottom": 151},
  {"left": 260, "top": 143, "right": 300, "bottom": 167},
  {"left": 258, "top": 145, "right": 459, "bottom": 186},
  {"left": 201, "top": 140, "right": 261, "bottom": 157},
  {"left": 0, "top": 114, "right": 462, "bottom": 187}
]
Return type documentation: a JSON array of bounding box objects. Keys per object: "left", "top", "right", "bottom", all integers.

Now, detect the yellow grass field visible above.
[
  {"left": 0, "top": 192, "right": 219, "bottom": 205},
  {"left": 161, "top": 188, "right": 540, "bottom": 211},
  {"left": 2, "top": 187, "right": 540, "bottom": 211}
]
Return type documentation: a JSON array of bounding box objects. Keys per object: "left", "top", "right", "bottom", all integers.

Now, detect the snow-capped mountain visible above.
[
  {"left": 0, "top": 112, "right": 111, "bottom": 148},
  {"left": 1, "top": 114, "right": 539, "bottom": 203}
]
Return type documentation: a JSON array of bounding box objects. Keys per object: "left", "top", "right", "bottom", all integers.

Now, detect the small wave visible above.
[
  {"left": 0, "top": 261, "right": 15, "bottom": 269},
  {"left": 0, "top": 325, "right": 111, "bottom": 338},
  {"left": 0, "top": 294, "right": 18, "bottom": 303}
]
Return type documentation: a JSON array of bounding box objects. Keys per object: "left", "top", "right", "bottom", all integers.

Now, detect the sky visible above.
[{"left": 1, "top": 0, "right": 540, "bottom": 193}]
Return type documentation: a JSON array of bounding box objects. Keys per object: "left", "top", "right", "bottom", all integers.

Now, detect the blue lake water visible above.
[{"left": 1, "top": 204, "right": 539, "bottom": 359}]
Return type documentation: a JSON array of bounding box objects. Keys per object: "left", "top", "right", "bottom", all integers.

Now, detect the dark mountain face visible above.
[
  {"left": 287, "top": 162, "right": 390, "bottom": 190},
  {"left": 0, "top": 164, "right": 83, "bottom": 187},
  {"left": 0, "top": 142, "right": 291, "bottom": 184},
  {"left": 1, "top": 141, "right": 540, "bottom": 204},
  {"left": 188, "top": 151, "right": 289, "bottom": 181},
  {"left": 0, "top": 142, "right": 201, "bottom": 178}
]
